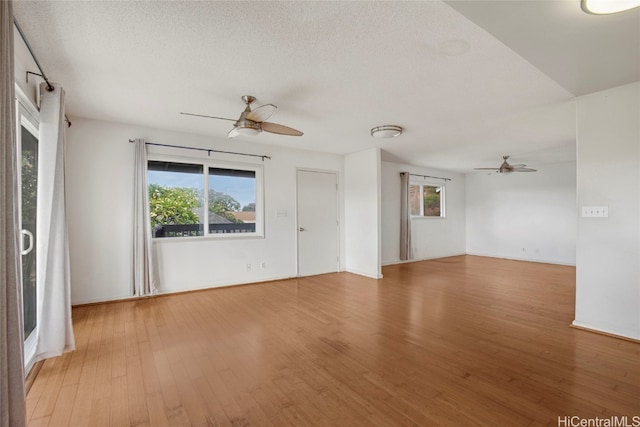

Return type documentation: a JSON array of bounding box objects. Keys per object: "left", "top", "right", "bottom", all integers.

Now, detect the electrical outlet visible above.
[
  {"left": 246, "top": 264, "right": 251, "bottom": 272},
  {"left": 260, "top": 261, "right": 266, "bottom": 269},
  {"left": 582, "top": 206, "right": 609, "bottom": 218}
]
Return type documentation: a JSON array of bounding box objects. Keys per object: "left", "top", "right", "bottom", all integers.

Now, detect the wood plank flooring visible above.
[{"left": 26, "top": 255, "right": 640, "bottom": 426}]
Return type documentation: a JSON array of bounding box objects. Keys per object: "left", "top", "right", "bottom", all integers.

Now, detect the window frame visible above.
[
  {"left": 409, "top": 179, "right": 446, "bottom": 219},
  {"left": 147, "top": 153, "right": 264, "bottom": 241}
]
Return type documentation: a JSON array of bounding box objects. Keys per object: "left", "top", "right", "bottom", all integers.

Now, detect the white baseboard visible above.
[
  {"left": 465, "top": 251, "right": 576, "bottom": 266},
  {"left": 73, "top": 274, "right": 296, "bottom": 306},
  {"left": 571, "top": 320, "right": 640, "bottom": 342},
  {"left": 344, "top": 268, "right": 383, "bottom": 279},
  {"left": 382, "top": 252, "right": 466, "bottom": 266}
]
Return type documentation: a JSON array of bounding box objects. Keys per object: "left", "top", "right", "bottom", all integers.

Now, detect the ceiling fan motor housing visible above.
[{"left": 235, "top": 111, "right": 262, "bottom": 134}]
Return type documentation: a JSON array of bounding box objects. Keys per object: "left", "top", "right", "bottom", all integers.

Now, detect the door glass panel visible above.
[{"left": 21, "top": 125, "right": 38, "bottom": 339}]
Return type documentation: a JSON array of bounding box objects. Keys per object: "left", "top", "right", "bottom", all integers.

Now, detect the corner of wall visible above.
[
  {"left": 344, "top": 148, "right": 383, "bottom": 279},
  {"left": 574, "top": 82, "right": 640, "bottom": 341}
]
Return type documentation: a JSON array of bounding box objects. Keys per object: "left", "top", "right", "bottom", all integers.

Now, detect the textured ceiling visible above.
[
  {"left": 12, "top": 1, "right": 638, "bottom": 173},
  {"left": 446, "top": 0, "right": 640, "bottom": 96}
]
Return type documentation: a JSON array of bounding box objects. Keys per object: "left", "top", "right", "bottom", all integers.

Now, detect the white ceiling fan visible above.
[
  {"left": 181, "top": 95, "right": 303, "bottom": 138},
  {"left": 474, "top": 155, "right": 537, "bottom": 174}
]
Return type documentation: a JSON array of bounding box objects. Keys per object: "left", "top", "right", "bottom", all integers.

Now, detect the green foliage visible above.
[
  {"left": 209, "top": 190, "right": 242, "bottom": 223},
  {"left": 148, "top": 184, "right": 200, "bottom": 227},
  {"left": 423, "top": 187, "right": 441, "bottom": 216},
  {"left": 242, "top": 202, "right": 256, "bottom": 212},
  {"left": 21, "top": 150, "right": 37, "bottom": 224},
  {"left": 148, "top": 185, "right": 245, "bottom": 226}
]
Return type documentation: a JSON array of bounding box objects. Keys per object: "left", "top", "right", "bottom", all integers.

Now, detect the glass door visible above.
[
  {"left": 16, "top": 94, "right": 39, "bottom": 369},
  {"left": 20, "top": 124, "right": 38, "bottom": 340}
]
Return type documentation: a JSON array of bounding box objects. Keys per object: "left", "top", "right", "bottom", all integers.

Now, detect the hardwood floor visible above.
[{"left": 26, "top": 256, "right": 639, "bottom": 426}]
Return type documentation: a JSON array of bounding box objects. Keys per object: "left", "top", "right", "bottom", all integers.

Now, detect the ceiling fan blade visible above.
[
  {"left": 246, "top": 104, "right": 276, "bottom": 123},
  {"left": 227, "top": 127, "right": 240, "bottom": 139},
  {"left": 261, "top": 122, "right": 303, "bottom": 136},
  {"left": 509, "top": 164, "right": 525, "bottom": 168},
  {"left": 180, "top": 112, "right": 236, "bottom": 122},
  {"left": 513, "top": 167, "right": 537, "bottom": 172}
]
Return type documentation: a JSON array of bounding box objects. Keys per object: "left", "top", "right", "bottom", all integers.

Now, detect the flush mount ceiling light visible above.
[
  {"left": 581, "top": 0, "right": 640, "bottom": 14},
  {"left": 371, "top": 125, "right": 403, "bottom": 139}
]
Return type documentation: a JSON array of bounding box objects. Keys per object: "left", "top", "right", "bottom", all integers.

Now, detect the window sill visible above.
[{"left": 152, "top": 233, "right": 265, "bottom": 243}]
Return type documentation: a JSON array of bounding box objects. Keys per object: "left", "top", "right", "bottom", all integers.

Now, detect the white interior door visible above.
[{"left": 297, "top": 170, "right": 338, "bottom": 276}]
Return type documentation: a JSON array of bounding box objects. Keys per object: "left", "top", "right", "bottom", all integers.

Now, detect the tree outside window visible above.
[{"left": 410, "top": 182, "right": 445, "bottom": 218}]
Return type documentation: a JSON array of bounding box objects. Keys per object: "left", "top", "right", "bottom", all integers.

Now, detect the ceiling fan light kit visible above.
[
  {"left": 371, "top": 125, "right": 403, "bottom": 139},
  {"left": 581, "top": 0, "right": 640, "bottom": 14},
  {"left": 236, "top": 125, "right": 260, "bottom": 136}
]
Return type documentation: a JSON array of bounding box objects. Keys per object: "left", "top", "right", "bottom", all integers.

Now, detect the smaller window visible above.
[
  {"left": 208, "top": 167, "right": 256, "bottom": 235},
  {"left": 148, "top": 161, "right": 204, "bottom": 237},
  {"left": 410, "top": 183, "right": 445, "bottom": 218}
]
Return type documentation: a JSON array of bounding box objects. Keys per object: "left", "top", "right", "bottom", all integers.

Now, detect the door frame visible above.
[
  {"left": 15, "top": 85, "right": 40, "bottom": 373},
  {"left": 295, "top": 168, "right": 341, "bottom": 277}
]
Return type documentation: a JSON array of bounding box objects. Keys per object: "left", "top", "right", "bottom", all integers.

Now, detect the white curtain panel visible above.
[
  {"left": 399, "top": 172, "right": 413, "bottom": 261},
  {"left": 132, "top": 138, "right": 157, "bottom": 296},
  {"left": 35, "top": 83, "right": 75, "bottom": 361},
  {"left": 1, "top": 1, "right": 27, "bottom": 425}
]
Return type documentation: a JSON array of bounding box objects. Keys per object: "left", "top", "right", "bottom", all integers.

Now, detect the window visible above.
[
  {"left": 148, "top": 161, "right": 205, "bottom": 237},
  {"left": 208, "top": 168, "right": 256, "bottom": 234},
  {"left": 410, "top": 182, "right": 445, "bottom": 218},
  {"left": 147, "top": 158, "right": 263, "bottom": 238}
]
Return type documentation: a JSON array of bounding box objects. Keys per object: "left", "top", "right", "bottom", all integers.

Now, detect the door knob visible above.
[
  {"left": 21, "top": 229, "right": 34, "bottom": 255},
  {"left": 299, "top": 227, "right": 306, "bottom": 232}
]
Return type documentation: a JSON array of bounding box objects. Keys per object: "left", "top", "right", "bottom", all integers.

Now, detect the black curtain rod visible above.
[
  {"left": 409, "top": 173, "right": 451, "bottom": 182},
  {"left": 13, "top": 17, "right": 72, "bottom": 127},
  {"left": 128, "top": 140, "right": 271, "bottom": 161},
  {"left": 13, "top": 18, "right": 52, "bottom": 91}
]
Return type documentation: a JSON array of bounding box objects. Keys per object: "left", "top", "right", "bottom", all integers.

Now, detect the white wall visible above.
[
  {"left": 66, "top": 117, "right": 346, "bottom": 304},
  {"left": 381, "top": 161, "right": 466, "bottom": 265},
  {"left": 465, "top": 161, "right": 577, "bottom": 265},
  {"left": 344, "top": 148, "right": 382, "bottom": 278},
  {"left": 13, "top": 27, "right": 40, "bottom": 106},
  {"left": 574, "top": 82, "right": 640, "bottom": 340}
]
